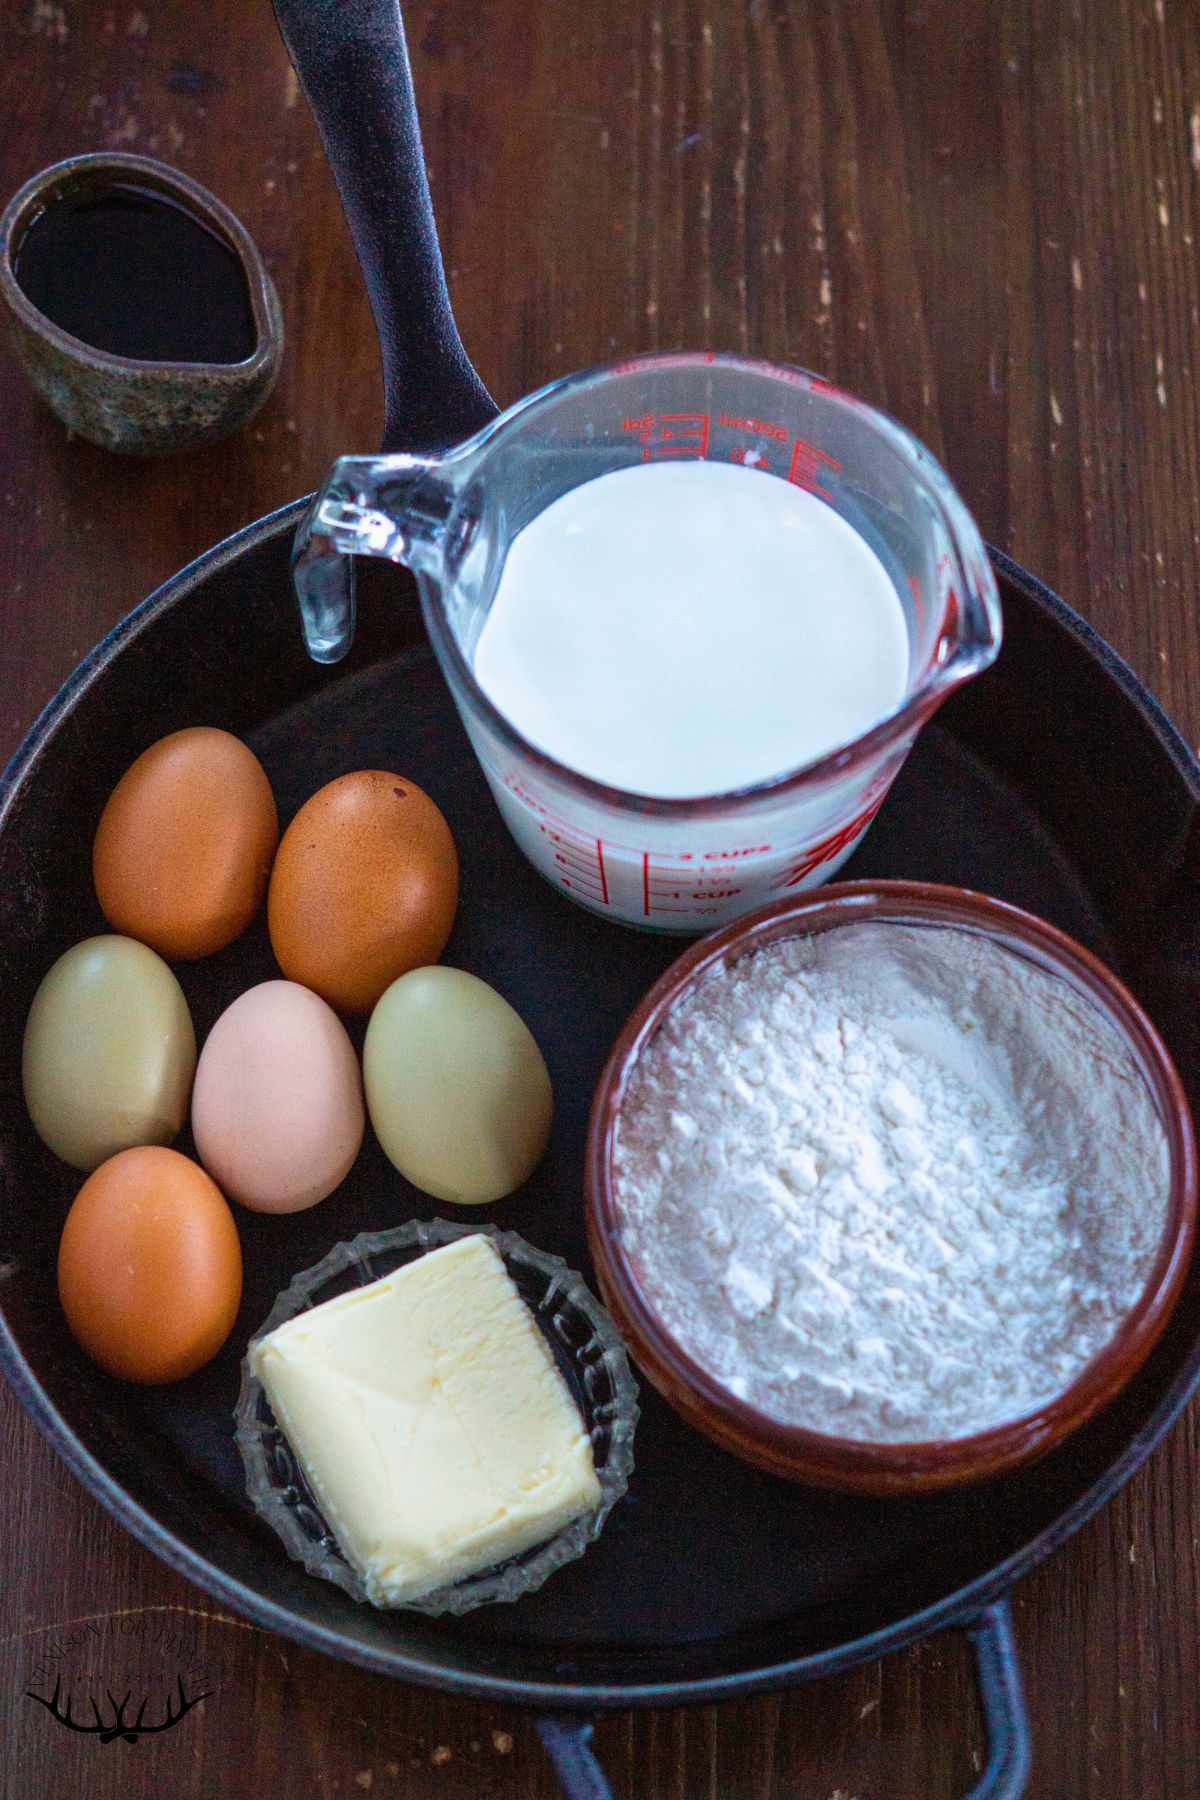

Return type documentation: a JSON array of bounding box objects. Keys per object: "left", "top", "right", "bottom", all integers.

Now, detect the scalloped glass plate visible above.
[{"left": 234, "top": 1219, "right": 639, "bottom": 1616}]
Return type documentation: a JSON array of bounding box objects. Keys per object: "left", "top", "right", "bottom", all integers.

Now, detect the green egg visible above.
[
  {"left": 22, "top": 935, "right": 197, "bottom": 1171},
  {"left": 363, "top": 966, "right": 553, "bottom": 1205}
]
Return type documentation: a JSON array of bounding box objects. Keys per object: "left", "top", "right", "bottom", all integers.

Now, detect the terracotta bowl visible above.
[
  {"left": 585, "top": 880, "right": 1198, "bottom": 1494},
  {"left": 0, "top": 152, "right": 283, "bottom": 455}
]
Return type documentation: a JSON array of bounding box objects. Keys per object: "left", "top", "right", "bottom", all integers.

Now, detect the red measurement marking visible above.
[
  {"left": 941, "top": 581, "right": 960, "bottom": 638},
  {"left": 908, "top": 573, "right": 924, "bottom": 628},
  {"left": 501, "top": 778, "right": 616, "bottom": 906},
  {"left": 787, "top": 436, "right": 841, "bottom": 500},
  {"left": 553, "top": 849, "right": 601, "bottom": 877},
  {"left": 546, "top": 828, "right": 609, "bottom": 903},
  {"left": 622, "top": 412, "right": 710, "bottom": 460},
  {"left": 808, "top": 375, "right": 859, "bottom": 406},
  {"left": 641, "top": 847, "right": 758, "bottom": 914},
  {"left": 613, "top": 354, "right": 693, "bottom": 375},
  {"left": 782, "top": 794, "right": 886, "bottom": 887},
  {"left": 640, "top": 862, "right": 717, "bottom": 912},
  {"left": 767, "top": 365, "right": 814, "bottom": 389},
  {"left": 927, "top": 551, "right": 960, "bottom": 657},
  {"left": 729, "top": 446, "right": 773, "bottom": 471},
  {"left": 504, "top": 773, "right": 556, "bottom": 820},
  {"left": 551, "top": 825, "right": 597, "bottom": 850},
  {"left": 944, "top": 587, "right": 959, "bottom": 635},
  {"left": 720, "top": 412, "right": 789, "bottom": 443}
]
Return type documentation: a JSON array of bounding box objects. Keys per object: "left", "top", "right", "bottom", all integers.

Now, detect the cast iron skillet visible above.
[{"left": 3, "top": 3, "right": 1200, "bottom": 1795}]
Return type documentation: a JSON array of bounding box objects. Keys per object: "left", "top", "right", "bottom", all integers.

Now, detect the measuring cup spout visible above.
[
  {"left": 292, "top": 452, "right": 467, "bottom": 663},
  {"left": 926, "top": 516, "right": 1003, "bottom": 703}
]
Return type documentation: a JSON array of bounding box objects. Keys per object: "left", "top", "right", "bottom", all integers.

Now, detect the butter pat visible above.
[{"left": 250, "top": 1234, "right": 601, "bottom": 1604}]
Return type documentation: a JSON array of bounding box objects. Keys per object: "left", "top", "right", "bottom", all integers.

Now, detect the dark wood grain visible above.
[{"left": 2, "top": 0, "right": 1199, "bottom": 1794}]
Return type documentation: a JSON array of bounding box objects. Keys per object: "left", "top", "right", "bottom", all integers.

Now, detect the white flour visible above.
[{"left": 613, "top": 922, "right": 1169, "bottom": 1442}]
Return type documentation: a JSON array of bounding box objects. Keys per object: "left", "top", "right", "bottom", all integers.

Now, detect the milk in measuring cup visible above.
[
  {"left": 473, "top": 461, "right": 907, "bottom": 798},
  {"left": 465, "top": 460, "right": 912, "bottom": 929}
]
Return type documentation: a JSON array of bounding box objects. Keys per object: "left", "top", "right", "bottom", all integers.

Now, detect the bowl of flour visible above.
[{"left": 586, "top": 882, "right": 1197, "bottom": 1492}]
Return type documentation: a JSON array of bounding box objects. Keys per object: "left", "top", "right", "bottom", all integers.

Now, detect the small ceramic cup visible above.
[
  {"left": 0, "top": 152, "right": 283, "bottom": 454},
  {"left": 586, "top": 881, "right": 1199, "bottom": 1494}
]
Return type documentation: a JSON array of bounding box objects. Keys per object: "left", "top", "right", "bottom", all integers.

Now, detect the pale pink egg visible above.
[{"left": 191, "top": 980, "right": 364, "bottom": 1213}]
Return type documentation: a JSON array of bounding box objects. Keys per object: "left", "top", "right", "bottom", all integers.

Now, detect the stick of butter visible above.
[{"left": 250, "top": 1233, "right": 602, "bottom": 1604}]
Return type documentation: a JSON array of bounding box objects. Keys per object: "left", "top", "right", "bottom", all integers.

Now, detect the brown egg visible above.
[
  {"left": 267, "top": 770, "right": 458, "bottom": 1013},
  {"left": 93, "top": 727, "right": 279, "bottom": 960},
  {"left": 58, "top": 1146, "right": 243, "bottom": 1384}
]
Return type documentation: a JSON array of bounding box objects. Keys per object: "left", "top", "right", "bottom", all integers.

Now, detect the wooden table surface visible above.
[{"left": 3, "top": 1, "right": 1200, "bottom": 1794}]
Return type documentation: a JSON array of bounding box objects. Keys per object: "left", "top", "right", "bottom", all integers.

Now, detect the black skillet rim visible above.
[{"left": 1, "top": 517, "right": 1199, "bottom": 1709}]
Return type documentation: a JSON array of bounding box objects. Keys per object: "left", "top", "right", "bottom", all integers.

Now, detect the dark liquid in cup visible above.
[{"left": 14, "top": 183, "right": 257, "bottom": 364}]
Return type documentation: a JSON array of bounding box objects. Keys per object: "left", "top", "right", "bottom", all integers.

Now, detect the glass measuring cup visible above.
[{"left": 293, "top": 352, "right": 1001, "bottom": 933}]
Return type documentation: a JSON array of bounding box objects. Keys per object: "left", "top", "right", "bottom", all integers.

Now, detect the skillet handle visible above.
[
  {"left": 533, "top": 1599, "right": 1030, "bottom": 1800},
  {"left": 535, "top": 1717, "right": 615, "bottom": 1800},
  {"left": 270, "top": 0, "right": 498, "bottom": 454},
  {"left": 964, "top": 1599, "right": 1032, "bottom": 1798}
]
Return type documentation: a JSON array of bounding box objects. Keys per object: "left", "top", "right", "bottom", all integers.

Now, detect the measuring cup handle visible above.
[
  {"left": 290, "top": 450, "right": 466, "bottom": 662},
  {"left": 271, "top": 0, "right": 499, "bottom": 454},
  {"left": 533, "top": 1600, "right": 1031, "bottom": 1800}
]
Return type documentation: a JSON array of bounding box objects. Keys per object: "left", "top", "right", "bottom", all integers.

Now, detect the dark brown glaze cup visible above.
[
  {"left": 586, "top": 881, "right": 1198, "bottom": 1494},
  {"left": 0, "top": 153, "right": 283, "bottom": 455}
]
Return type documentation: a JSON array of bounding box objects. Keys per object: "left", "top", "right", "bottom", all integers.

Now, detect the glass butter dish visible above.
[{"left": 234, "top": 1219, "right": 638, "bottom": 1615}]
